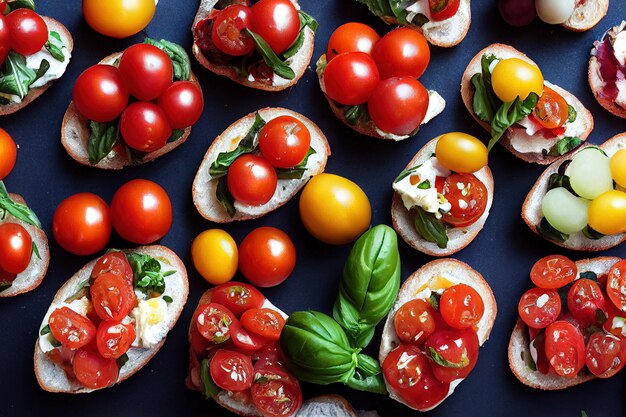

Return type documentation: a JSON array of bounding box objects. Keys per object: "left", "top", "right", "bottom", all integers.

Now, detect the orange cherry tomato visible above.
[
  {"left": 533, "top": 86, "right": 569, "bottom": 129},
  {"left": 0, "top": 128, "right": 16, "bottom": 180}
]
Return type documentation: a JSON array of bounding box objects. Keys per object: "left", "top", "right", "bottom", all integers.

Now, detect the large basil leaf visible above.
[
  {"left": 144, "top": 38, "right": 191, "bottom": 81},
  {"left": 488, "top": 92, "right": 539, "bottom": 151},
  {"left": 275, "top": 147, "right": 316, "bottom": 180},
  {"left": 283, "top": 11, "right": 318, "bottom": 59},
  {"left": 545, "top": 136, "right": 582, "bottom": 157},
  {"left": 244, "top": 29, "right": 295, "bottom": 80},
  {"left": 0, "top": 52, "right": 49, "bottom": 99},
  {"left": 45, "top": 31, "right": 65, "bottom": 62},
  {"left": 0, "top": 181, "right": 41, "bottom": 227},
  {"left": 471, "top": 54, "right": 502, "bottom": 124},
  {"left": 87, "top": 120, "right": 118, "bottom": 164},
  {"left": 356, "top": 0, "right": 410, "bottom": 24},
  {"left": 333, "top": 225, "right": 401, "bottom": 348},
  {"left": 413, "top": 206, "right": 448, "bottom": 249}
]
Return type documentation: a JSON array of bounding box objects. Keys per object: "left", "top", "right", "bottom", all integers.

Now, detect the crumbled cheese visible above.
[{"left": 392, "top": 157, "right": 451, "bottom": 214}]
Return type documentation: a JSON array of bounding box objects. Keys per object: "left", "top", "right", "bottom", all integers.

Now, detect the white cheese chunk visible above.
[{"left": 392, "top": 157, "right": 451, "bottom": 214}]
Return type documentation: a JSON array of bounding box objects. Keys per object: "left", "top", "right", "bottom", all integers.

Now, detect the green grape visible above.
[
  {"left": 542, "top": 187, "right": 589, "bottom": 234},
  {"left": 568, "top": 148, "right": 613, "bottom": 200}
]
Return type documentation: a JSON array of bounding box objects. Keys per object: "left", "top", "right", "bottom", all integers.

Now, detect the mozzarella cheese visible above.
[
  {"left": 131, "top": 297, "right": 169, "bottom": 348},
  {"left": 39, "top": 296, "right": 92, "bottom": 353},
  {"left": 393, "top": 157, "right": 451, "bottom": 214}
]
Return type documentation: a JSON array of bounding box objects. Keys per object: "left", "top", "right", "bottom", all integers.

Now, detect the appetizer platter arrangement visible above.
[{"left": 2, "top": 0, "right": 626, "bottom": 416}]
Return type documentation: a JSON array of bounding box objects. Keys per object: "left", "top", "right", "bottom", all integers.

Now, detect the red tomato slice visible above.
[
  {"left": 96, "top": 320, "right": 136, "bottom": 359},
  {"left": 518, "top": 287, "right": 561, "bottom": 329},
  {"left": 73, "top": 347, "right": 119, "bottom": 389},
  {"left": 211, "top": 5, "right": 255, "bottom": 56},
  {"left": 90, "top": 272, "right": 136, "bottom": 322},
  {"left": 424, "top": 328, "right": 480, "bottom": 383},
  {"left": 91, "top": 252, "right": 134, "bottom": 286},
  {"left": 567, "top": 279, "right": 606, "bottom": 327},
  {"left": 49, "top": 307, "right": 97, "bottom": 350},
  {"left": 231, "top": 319, "right": 268, "bottom": 352},
  {"left": 440, "top": 284, "right": 485, "bottom": 329},
  {"left": 586, "top": 331, "right": 626, "bottom": 378},
  {"left": 428, "top": 0, "right": 460, "bottom": 21},
  {"left": 253, "top": 342, "right": 284, "bottom": 365},
  {"left": 209, "top": 282, "right": 266, "bottom": 317},
  {"left": 529, "top": 330, "right": 550, "bottom": 374},
  {"left": 210, "top": 349, "right": 254, "bottom": 392},
  {"left": 196, "top": 303, "right": 235, "bottom": 343},
  {"left": 46, "top": 345, "right": 76, "bottom": 380},
  {"left": 544, "top": 321, "right": 585, "bottom": 378},
  {"left": 607, "top": 260, "right": 626, "bottom": 312},
  {"left": 533, "top": 86, "right": 569, "bottom": 130},
  {"left": 440, "top": 173, "right": 488, "bottom": 228},
  {"left": 251, "top": 363, "right": 302, "bottom": 417},
  {"left": 241, "top": 308, "right": 285, "bottom": 341},
  {"left": 530, "top": 255, "right": 577, "bottom": 289},
  {"left": 394, "top": 298, "right": 438, "bottom": 346}
]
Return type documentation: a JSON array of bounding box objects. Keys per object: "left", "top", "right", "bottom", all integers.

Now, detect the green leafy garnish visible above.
[
  {"left": 87, "top": 120, "right": 118, "bottom": 165},
  {"left": 0, "top": 52, "right": 49, "bottom": 99},
  {"left": 40, "top": 325, "right": 51, "bottom": 336},
  {"left": 547, "top": 173, "right": 577, "bottom": 196},
  {"left": 429, "top": 293, "right": 440, "bottom": 311},
  {"left": 344, "top": 104, "right": 367, "bottom": 126},
  {"left": 200, "top": 358, "right": 222, "bottom": 398},
  {"left": 216, "top": 177, "right": 236, "bottom": 218},
  {"left": 0, "top": 181, "right": 41, "bottom": 227},
  {"left": 45, "top": 31, "right": 65, "bottom": 62},
  {"left": 244, "top": 29, "right": 295, "bottom": 80},
  {"left": 580, "top": 271, "right": 598, "bottom": 281},
  {"left": 144, "top": 38, "right": 191, "bottom": 81},
  {"left": 537, "top": 217, "right": 569, "bottom": 243},
  {"left": 488, "top": 93, "right": 539, "bottom": 151},
  {"left": 583, "top": 225, "right": 605, "bottom": 240},
  {"left": 470, "top": 54, "right": 501, "bottom": 124},
  {"left": 394, "top": 165, "right": 420, "bottom": 183},
  {"left": 32, "top": 241, "right": 41, "bottom": 260},
  {"left": 418, "top": 180, "right": 430, "bottom": 189},
  {"left": 163, "top": 295, "right": 173, "bottom": 303},
  {"left": 5, "top": 0, "right": 36, "bottom": 12},
  {"left": 168, "top": 129, "right": 185, "bottom": 144},
  {"left": 413, "top": 206, "right": 448, "bottom": 249},
  {"left": 283, "top": 11, "right": 318, "bottom": 59},
  {"left": 429, "top": 347, "right": 470, "bottom": 368},
  {"left": 126, "top": 253, "right": 170, "bottom": 296},
  {"left": 275, "top": 147, "right": 316, "bottom": 179},
  {"left": 568, "top": 105, "right": 577, "bottom": 123},
  {"left": 546, "top": 136, "right": 581, "bottom": 157},
  {"left": 116, "top": 353, "right": 129, "bottom": 368}
]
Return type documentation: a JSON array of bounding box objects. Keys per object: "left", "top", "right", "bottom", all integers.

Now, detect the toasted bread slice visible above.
[
  {"left": 508, "top": 257, "right": 620, "bottom": 390},
  {"left": 461, "top": 43, "right": 594, "bottom": 164},
  {"left": 391, "top": 137, "right": 494, "bottom": 256},
  {"left": 379, "top": 259, "right": 497, "bottom": 411},
  {"left": 61, "top": 53, "right": 199, "bottom": 170},
  {"left": 191, "top": 0, "right": 314, "bottom": 92},
  {"left": 0, "top": 17, "right": 73, "bottom": 116},
  {"left": 522, "top": 133, "right": 626, "bottom": 251},
  {"left": 0, "top": 194, "right": 49, "bottom": 298},
  {"left": 562, "top": 0, "right": 609, "bottom": 32},
  {"left": 297, "top": 395, "right": 358, "bottom": 417},
  {"left": 192, "top": 107, "right": 330, "bottom": 223},
  {"left": 34, "top": 245, "right": 188, "bottom": 393}
]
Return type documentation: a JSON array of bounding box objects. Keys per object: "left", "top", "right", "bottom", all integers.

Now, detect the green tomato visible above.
[
  {"left": 568, "top": 148, "right": 613, "bottom": 200},
  {"left": 542, "top": 187, "right": 589, "bottom": 234}
]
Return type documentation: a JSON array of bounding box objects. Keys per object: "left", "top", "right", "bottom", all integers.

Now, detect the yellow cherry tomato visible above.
[
  {"left": 0, "top": 128, "right": 17, "bottom": 180},
  {"left": 610, "top": 149, "right": 626, "bottom": 189},
  {"left": 191, "top": 229, "right": 238, "bottom": 285},
  {"left": 435, "top": 132, "right": 488, "bottom": 173},
  {"left": 588, "top": 190, "right": 626, "bottom": 235},
  {"left": 299, "top": 173, "right": 371, "bottom": 245},
  {"left": 491, "top": 58, "right": 544, "bottom": 103},
  {"left": 83, "top": 0, "right": 156, "bottom": 39}
]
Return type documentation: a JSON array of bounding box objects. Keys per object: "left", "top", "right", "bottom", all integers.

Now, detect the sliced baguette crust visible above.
[
  {"left": 391, "top": 137, "right": 494, "bottom": 256},
  {"left": 0, "top": 17, "right": 73, "bottom": 116},
  {"left": 522, "top": 133, "right": 626, "bottom": 251},
  {"left": 0, "top": 194, "right": 49, "bottom": 298},
  {"left": 379, "top": 259, "right": 497, "bottom": 411},
  {"left": 508, "top": 257, "right": 620, "bottom": 390},
  {"left": 191, "top": 0, "right": 314, "bottom": 92},
  {"left": 34, "top": 245, "right": 189, "bottom": 393},
  {"left": 192, "top": 107, "right": 330, "bottom": 223},
  {"left": 297, "top": 395, "right": 357, "bottom": 417},
  {"left": 562, "top": 0, "right": 609, "bottom": 32},
  {"left": 461, "top": 44, "right": 593, "bottom": 164},
  {"left": 60, "top": 53, "right": 198, "bottom": 170}
]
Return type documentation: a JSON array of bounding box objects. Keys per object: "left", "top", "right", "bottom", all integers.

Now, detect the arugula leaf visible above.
[
  {"left": 583, "top": 225, "right": 605, "bottom": 240},
  {"left": 488, "top": 93, "right": 539, "bottom": 151},
  {"left": 125, "top": 253, "right": 169, "bottom": 296},
  {"left": 413, "top": 206, "right": 448, "bottom": 249},
  {"left": 45, "top": 31, "right": 65, "bottom": 62},
  {"left": 429, "top": 347, "right": 470, "bottom": 368},
  {"left": 568, "top": 105, "right": 577, "bottom": 123},
  {"left": 168, "top": 128, "right": 185, "bottom": 144},
  {"left": 87, "top": 120, "right": 118, "bottom": 165},
  {"left": 216, "top": 177, "right": 236, "bottom": 218},
  {"left": 275, "top": 147, "right": 316, "bottom": 179},
  {"left": 0, "top": 52, "right": 49, "bottom": 99},
  {"left": 537, "top": 217, "right": 569, "bottom": 243},
  {"left": 283, "top": 11, "right": 318, "bottom": 59},
  {"left": 144, "top": 38, "right": 191, "bottom": 81},
  {"left": 545, "top": 136, "right": 581, "bottom": 157},
  {"left": 244, "top": 29, "right": 295, "bottom": 80},
  {"left": 0, "top": 181, "right": 41, "bottom": 227}
]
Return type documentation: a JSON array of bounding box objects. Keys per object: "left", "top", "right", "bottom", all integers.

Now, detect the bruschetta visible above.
[
  {"left": 522, "top": 133, "right": 626, "bottom": 251},
  {"left": 191, "top": 0, "right": 316, "bottom": 91},
  {"left": 379, "top": 259, "right": 497, "bottom": 411},
  {"left": 192, "top": 107, "right": 330, "bottom": 222},
  {"left": 561, "top": 0, "right": 609, "bottom": 32},
  {"left": 34, "top": 246, "right": 188, "bottom": 393},
  {"left": 461, "top": 43, "right": 593, "bottom": 164}
]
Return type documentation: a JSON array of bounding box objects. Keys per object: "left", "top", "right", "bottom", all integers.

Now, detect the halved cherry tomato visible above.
[
  {"left": 73, "top": 347, "right": 119, "bottom": 389},
  {"left": 241, "top": 308, "right": 285, "bottom": 341},
  {"left": 120, "top": 102, "right": 172, "bottom": 152},
  {"left": 533, "top": 86, "right": 569, "bottom": 130},
  {"left": 544, "top": 321, "right": 586, "bottom": 378},
  {"left": 394, "top": 299, "right": 438, "bottom": 346},
  {"left": 382, "top": 344, "right": 450, "bottom": 410},
  {"left": 96, "top": 320, "right": 136, "bottom": 359},
  {"left": 90, "top": 272, "right": 136, "bottom": 322},
  {"left": 210, "top": 349, "right": 254, "bottom": 392},
  {"left": 231, "top": 319, "right": 268, "bottom": 352},
  {"left": 49, "top": 307, "right": 97, "bottom": 350},
  {"left": 157, "top": 81, "right": 204, "bottom": 129},
  {"left": 73, "top": 65, "right": 129, "bottom": 123},
  {"left": 250, "top": 0, "right": 300, "bottom": 54},
  {"left": 323, "top": 52, "right": 379, "bottom": 106},
  {"left": 607, "top": 260, "right": 626, "bottom": 312},
  {"left": 372, "top": 28, "right": 430, "bottom": 79},
  {"left": 567, "top": 279, "right": 606, "bottom": 327},
  {"left": 227, "top": 154, "right": 277, "bottom": 206},
  {"left": 326, "top": 22, "right": 380, "bottom": 61},
  {"left": 518, "top": 287, "right": 561, "bottom": 329},
  {"left": 425, "top": 328, "right": 480, "bottom": 383},
  {"left": 254, "top": 342, "right": 283, "bottom": 365},
  {"left": 530, "top": 255, "right": 577, "bottom": 289},
  {"left": 0, "top": 223, "right": 32, "bottom": 275},
  {"left": 209, "top": 283, "right": 266, "bottom": 317},
  {"left": 0, "top": 128, "right": 16, "bottom": 180},
  {"left": 91, "top": 252, "right": 134, "bottom": 286},
  {"left": 440, "top": 173, "right": 488, "bottom": 228},
  {"left": 6, "top": 9, "right": 48, "bottom": 56},
  {"left": 529, "top": 331, "right": 550, "bottom": 374},
  {"left": 238, "top": 227, "right": 296, "bottom": 288},
  {"left": 251, "top": 363, "right": 302, "bottom": 417},
  {"left": 211, "top": 5, "right": 255, "bottom": 56},
  {"left": 586, "top": 332, "right": 626, "bottom": 378},
  {"left": 0, "top": 14, "right": 10, "bottom": 67},
  {"left": 429, "top": 0, "right": 461, "bottom": 21},
  {"left": 440, "top": 284, "right": 484, "bottom": 329},
  {"left": 196, "top": 303, "right": 235, "bottom": 343},
  {"left": 118, "top": 43, "right": 173, "bottom": 101},
  {"left": 258, "top": 115, "right": 311, "bottom": 169}
]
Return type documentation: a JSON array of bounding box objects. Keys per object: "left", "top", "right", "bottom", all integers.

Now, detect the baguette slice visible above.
[
  {"left": 0, "top": 17, "right": 73, "bottom": 116},
  {"left": 379, "top": 259, "right": 497, "bottom": 411},
  {"left": 191, "top": 0, "right": 314, "bottom": 92},
  {"left": 34, "top": 245, "right": 189, "bottom": 393},
  {"left": 192, "top": 107, "right": 330, "bottom": 223},
  {"left": 391, "top": 137, "right": 494, "bottom": 256},
  {"left": 0, "top": 194, "right": 49, "bottom": 298},
  {"left": 508, "top": 257, "right": 619, "bottom": 390},
  {"left": 522, "top": 133, "right": 626, "bottom": 251},
  {"left": 461, "top": 43, "right": 594, "bottom": 164},
  {"left": 297, "top": 395, "right": 357, "bottom": 417},
  {"left": 562, "top": 0, "right": 609, "bottom": 32},
  {"left": 61, "top": 54, "right": 199, "bottom": 170}
]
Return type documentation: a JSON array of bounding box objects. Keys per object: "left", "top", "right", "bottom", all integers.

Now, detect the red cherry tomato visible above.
[
  {"left": 6, "top": 9, "right": 48, "bottom": 56},
  {"left": 440, "top": 173, "right": 488, "bottom": 228},
  {"left": 73, "top": 347, "right": 119, "bottom": 389},
  {"left": 0, "top": 223, "right": 32, "bottom": 275},
  {"left": 110, "top": 179, "right": 173, "bottom": 245},
  {"left": 382, "top": 344, "right": 450, "bottom": 410},
  {"left": 227, "top": 154, "right": 277, "bottom": 206},
  {"left": 73, "top": 65, "right": 129, "bottom": 122},
  {"left": 440, "top": 284, "right": 485, "bottom": 329},
  {"left": 96, "top": 320, "right": 136, "bottom": 359},
  {"left": 120, "top": 102, "right": 172, "bottom": 152},
  {"left": 210, "top": 349, "right": 254, "bottom": 392},
  {"left": 586, "top": 332, "right": 626, "bottom": 378},
  {"left": 211, "top": 5, "right": 255, "bottom": 56},
  {"left": 258, "top": 115, "right": 311, "bottom": 169},
  {"left": 607, "top": 260, "right": 626, "bottom": 312},
  {"left": 544, "top": 321, "right": 586, "bottom": 378},
  {"left": 530, "top": 255, "right": 577, "bottom": 289},
  {"left": 196, "top": 303, "right": 235, "bottom": 343},
  {"left": 250, "top": 0, "right": 300, "bottom": 54},
  {"left": 91, "top": 252, "right": 134, "bottom": 286},
  {"left": 372, "top": 28, "right": 430, "bottom": 79},
  {"left": 394, "top": 298, "right": 438, "bottom": 346},
  {"left": 0, "top": 128, "right": 17, "bottom": 180},
  {"left": 238, "top": 227, "right": 296, "bottom": 288},
  {"left": 157, "top": 81, "right": 204, "bottom": 129},
  {"left": 251, "top": 363, "right": 302, "bottom": 417},
  {"left": 424, "top": 328, "right": 480, "bottom": 383},
  {"left": 367, "top": 76, "right": 429, "bottom": 136},
  {"left": 0, "top": 15, "right": 10, "bottom": 68},
  {"left": 529, "top": 331, "right": 550, "bottom": 374},
  {"left": 567, "top": 279, "right": 606, "bottom": 327},
  {"left": 48, "top": 307, "right": 97, "bottom": 350},
  {"left": 90, "top": 272, "right": 136, "bottom": 322},
  {"left": 518, "top": 287, "right": 561, "bottom": 329},
  {"left": 52, "top": 193, "right": 111, "bottom": 256},
  {"left": 118, "top": 43, "right": 173, "bottom": 101},
  {"left": 323, "top": 52, "right": 379, "bottom": 106},
  {"left": 231, "top": 319, "right": 268, "bottom": 352},
  {"left": 241, "top": 308, "right": 285, "bottom": 341},
  {"left": 209, "top": 283, "right": 266, "bottom": 317},
  {"left": 326, "top": 22, "right": 380, "bottom": 61},
  {"left": 429, "top": 0, "right": 461, "bottom": 21}
]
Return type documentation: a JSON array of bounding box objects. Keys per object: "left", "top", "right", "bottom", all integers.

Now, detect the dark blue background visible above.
[{"left": 1, "top": 0, "right": 625, "bottom": 416}]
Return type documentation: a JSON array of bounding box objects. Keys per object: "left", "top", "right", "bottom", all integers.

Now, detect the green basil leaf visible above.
[
  {"left": 413, "top": 206, "right": 448, "bottom": 249},
  {"left": 429, "top": 293, "right": 440, "bottom": 311},
  {"left": 32, "top": 241, "right": 41, "bottom": 260},
  {"left": 346, "top": 366, "right": 388, "bottom": 394},
  {"left": 144, "top": 38, "right": 191, "bottom": 81},
  {"left": 355, "top": 0, "right": 394, "bottom": 18},
  {"left": 545, "top": 136, "right": 581, "bottom": 157},
  {"left": 411, "top": 13, "right": 430, "bottom": 26},
  {"left": 216, "top": 177, "right": 236, "bottom": 218},
  {"left": 50, "top": 336, "right": 62, "bottom": 348},
  {"left": 488, "top": 92, "right": 539, "bottom": 151},
  {"left": 116, "top": 353, "right": 129, "bottom": 368},
  {"left": 568, "top": 105, "right": 577, "bottom": 123},
  {"left": 244, "top": 29, "right": 295, "bottom": 80},
  {"left": 87, "top": 120, "right": 119, "bottom": 165},
  {"left": 344, "top": 104, "right": 367, "bottom": 126},
  {"left": 40, "top": 324, "right": 51, "bottom": 336},
  {"left": 0, "top": 52, "right": 43, "bottom": 99},
  {"left": 282, "top": 11, "right": 318, "bottom": 59},
  {"left": 168, "top": 128, "right": 185, "bottom": 143},
  {"left": 275, "top": 147, "right": 316, "bottom": 180},
  {"left": 582, "top": 411, "right": 588, "bottom": 417},
  {"left": 537, "top": 217, "right": 569, "bottom": 243},
  {"left": 583, "top": 225, "right": 605, "bottom": 240},
  {"left": 126, "top": 253, "right": 167, "bottom": 295},
  {"left": 0, "top": 281, "right": 11, "bottom": 293},
  {"left": 200, "top": 358, "right": 222, "bottom": 398},
  {"left": 163, "top": 295, "right": 173, "bottom": 303},
  {"left": 0, "top": 181, "right": 41, "bottom": 227},
  {"left": 595, "top": 308, "right": 608, "bottom": 326},
  {"left": 7, "top": 0, "right": 36, "bottom": 11},
  {"left": 45, "top": 31, "right": 65, "bottom": 62},
  {"left": 418, "top": 180, "right": 430, "bottom": 189},
  {"left": 471, "top": 73, "right": 497, "bottom": 124},
  {"left": 429, "top": 347, "right": 470, "bottom": 368},
  {"left": 394, "top": 165, "right": 420, "bottom": 183}
]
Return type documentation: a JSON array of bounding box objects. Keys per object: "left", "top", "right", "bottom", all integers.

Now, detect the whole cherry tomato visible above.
[
  {"left": 118, "top": 43, "right": 173, "bottom": 101},
  {"left": 258, "top": 115, "right": 311, "bottom": 169},
  {"left": 211, "top": 5, "right": 255, "bottom": 56},
  {"left": 120, "top": 102, "right": 172, "bottom": 152},
  {"left": 0, "top": 15, "right": 10, "bottom": 66},
  {"left": 73, "top": 65, "right": 129, "bottom": 122},
  {"left": 372, "top": 27, "right": 430, "bottom": 79},
  {"left": 323, "top": 52, "right": 379, "bottom": 106},
  {"left": 250, "top": 0, "right": 300, "bottom": 54},
  {"left": 0, "top": 223, "right": 32, "bottom": 275},
  {"left": 326, "top": 22, "right": 380, "bottom": 61},
  {"left": 238, "top": 227, "right": 296, "bottom": 288},
  {"left": 6, "top": 9, "right": 48, "bottom": 56},
  {"left": 227, "top": 154, "right": 277, "bottom": 206},
  {"left": 157, "top": 81, "right": 204, "bottom": 129}
]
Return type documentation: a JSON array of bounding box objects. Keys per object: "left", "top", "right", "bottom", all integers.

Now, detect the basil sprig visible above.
[
  {"left": 216, "top": 177, "right": 236, "bottom": 218},
  {"left": 0, "top": 52, "right": 49, "bottom": 99},
  {"left": 126, "top": 252, "right": 175, "bottom": 296},
  {"left": 244, "top": 29, "right": 295, "bottom": 80},
  {"left": 45, "top": 31, "right": 65, "bottom": 62},
  {"left": 470, "top": 54, "right": 501, "bottom": 124},
  {"left": 87, "top": 120, "right": 119, "bottom": 164},
  {"left": 545, "top": 136, "right": 582, "bottom": 157},
  {"left": 413, "top": 206, "right": 448, "bottom": 249},
  {"left": 0, "top": 181, "right": 41, "bottom": 227},
  {"left": 283, "top": 11, "right": 318, "bottom": 59},
  {"left": 488, "top": 93, "right": 538, "bottom": 151},
  {"left": 144, "top": 38, "right": 191, "bottom": 81}
]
